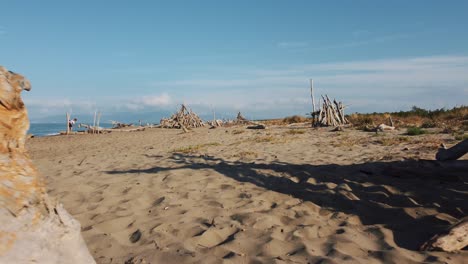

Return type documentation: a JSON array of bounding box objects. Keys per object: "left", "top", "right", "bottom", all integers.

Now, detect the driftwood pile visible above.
[
  {"left": 231, "top": 112, "right": 255, "bottom": 125},
  {"left": 313, "top": 95, "right": 349, "bottom": 127},
  {"left": 235, "top": 112, "right": 250, "bottom": 124},
  {"left": 160, "top": 104, "right": 205, "bottom": 129},
  {"left": 222, "top": 112, "right": 257, "bottom": 127}
]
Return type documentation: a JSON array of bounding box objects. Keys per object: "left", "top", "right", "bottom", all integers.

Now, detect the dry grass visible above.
[
  {"left": 172, "top": 142, "right": 221, "bottom": 153},
  {"left": 348, "top": 114, "right": 376, "bottom": 129},
  {"left": 260, "top": 115, "right": 310, "bottom": 126},
  {"left": 348, "top": 106, "right": 468, "bottom": 129},
  {"left": 231, "top": 129, "right": 245, "bottom": 135},
  {"left": 282, "top": 115, "right": 309, "bottom": 124},
  {"left": 374, "top": 136, "right": 410, "bottom": 146},
  {"left": 331, "top": 135, "right": 361, "bottom": 148},
  {"left": 453, "top": 131, "right": 468, "bottom": 141},
  {"left": 284, "top": 129, "right": 306, "bottom": 135},
  {"left": 245, "top": 134, "right": 291, "bottom": 144},
  {"left": 253, "top": 135, "right": 276, "bottom": 143},
  {"left": 232, "top": 151, "right": 259, "bottom": 159}
]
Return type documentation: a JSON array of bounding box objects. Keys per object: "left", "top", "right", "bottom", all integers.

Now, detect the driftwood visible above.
[
  {"left": 436, "top": 139, "right": 468, "bottom": 161},
  {"left": 314, "top": 95, "right": 349, "bottom": 127},
  {"left": 0, "top": 66, "right": 95, "bottom": 263},
  {"left": 206, "top": 120, "right": 223, "bottom": 128},
  {"left": 247, "top": 124, "right": 266, "bottom": 130},
  {"left": 222, "top": 112, "right": 258, "bottom": 127},
  {"left": 235, "top": 112, "right": 251, "bottom": 124},
  {"left": 362, "top": 116, "right": 395, "bottom": 133},
  {"left": 160, "top": 104, "right": 205, "bottom": 129},
  {"left": 376, "top": 116, "right": 396, "bottom": 132},
  {"left": 421, "top": 217, "right": 468, "bottom": 252},
  {"left": 103, "top": 127, "right": 145, "bottom": 133},
  {"left": 111, "top": 121, "right": 134, "bottom": 129},
  {"left": 377, "top": 124, "right": 395, "bottom": 132},
  {"left": 79, "top": 123, "right": 105, "bottom": 134}
]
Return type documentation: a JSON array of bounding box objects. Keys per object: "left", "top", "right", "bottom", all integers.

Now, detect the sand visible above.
[{"left": 26, "top": 126, "right": 467, "bottom": 263}]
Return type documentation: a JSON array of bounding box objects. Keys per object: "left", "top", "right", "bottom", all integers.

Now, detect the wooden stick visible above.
[
  {"left": 66, "top": 112, "right": 70, "bottom": 135},
  {"left": 93, "top": 111, "right": 97, "bottom": 134},
  {"left": 97, "top": 112, "right": 101, "bottom": 133},
  {"left": 310, "top": 79, "right": 316, "bottom": 117}
]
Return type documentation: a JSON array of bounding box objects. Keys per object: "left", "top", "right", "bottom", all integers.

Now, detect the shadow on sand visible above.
[{"left": 107, "top": 154, "right": 468, "bottom": 251}]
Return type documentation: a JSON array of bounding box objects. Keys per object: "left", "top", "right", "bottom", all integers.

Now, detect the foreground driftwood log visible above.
[
  {"left": 0, "top": 66, "right": 95, "bottom": 263},
  {"left": 436, "top": 139, "right": 468, "bottom": 161},
  {"left": 420, "top": 140, "right": 468, "bottom": 252},
  {"left": 421, "top": 217, "right": 468, "bottom": 252}
]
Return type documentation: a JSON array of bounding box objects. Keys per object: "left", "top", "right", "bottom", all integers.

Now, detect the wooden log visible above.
[
  {"left": 420, "top": 216, "right": 468, "bottom": 252},
  {"left": 247, "top": 124, "right": 266, "bottom": 129},
  {"left": 377, "top": 124, "right": 395, "bottom": 132},
  {"left": 436, "top": 139, "right": 468, "bottom": 161},
  {"left": 0, "top": 66, "right": 95, "bottom": 263}
]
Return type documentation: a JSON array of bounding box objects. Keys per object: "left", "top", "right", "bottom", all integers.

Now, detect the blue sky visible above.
[{"left": 1, "top": 0, "right": 467, "bottom": 122}]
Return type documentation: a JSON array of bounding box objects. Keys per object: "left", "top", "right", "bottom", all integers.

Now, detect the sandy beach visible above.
[{"left": 26, "top": 126, "right": 467, "bottom": 263}]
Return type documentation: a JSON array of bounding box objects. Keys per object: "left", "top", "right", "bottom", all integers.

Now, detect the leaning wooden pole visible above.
[
  {"left": 310, "top": 79, "right": 316, "bottom": 113},
  {"left": 96, "top": 112, "right": 101, "bottom": 134},
  {"left": 66, "top": 112, "right": 70, "bottom": 135},
  {"left": 93, "top": 111, "right": 97, "bottom": 134},
  {"left": 310, "top": 79, "right": 316, "bottom": 126},
  {"left": 0, "top": 66, "right": 95, "bottom": 263}
]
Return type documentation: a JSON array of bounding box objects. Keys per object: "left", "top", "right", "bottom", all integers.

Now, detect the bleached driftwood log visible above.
[
  {"left": 0, "top": 66, "right": 95, "bottom": 263},
  {"left": 376, "top": 124, "right": 395, "bottom": 132},
  {"left": 436, "top": 139, "right": 468, "bottom": 161},
  {"left": 376, "top": 116, "right": 396, "bottom": 132},
  {"left": 421, "top": 217, "right": 468, "bottom": 252}
]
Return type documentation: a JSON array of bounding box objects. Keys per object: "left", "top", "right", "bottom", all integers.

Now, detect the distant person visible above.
[{"left": 68, "top": 118, "right": 77, "bottom": 131}]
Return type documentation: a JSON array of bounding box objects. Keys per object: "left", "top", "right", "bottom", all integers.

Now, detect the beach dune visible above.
[{"left": 27, "top": 127, "right": 467, "bottom": 263}]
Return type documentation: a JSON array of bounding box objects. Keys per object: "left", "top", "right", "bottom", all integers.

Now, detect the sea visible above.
[{"left": 29, "top": 123, "right": 114, "bottom": 137}]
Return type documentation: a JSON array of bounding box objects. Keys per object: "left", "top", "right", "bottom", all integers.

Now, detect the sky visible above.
[{"left": 1, "top": 0, "right": 467, "bottom": 122}]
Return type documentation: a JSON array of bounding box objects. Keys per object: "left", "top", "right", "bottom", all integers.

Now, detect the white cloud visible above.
[
  {"left": 122, "top": 93, "right": 172, "bottom": 111},
  {"left": 23, "top": 55, "right": 468, "bottom": 120},
  {"left": 140, "top": 93, "right": 171, "bottom": 106},
  {"left": 147, "top": 55, "right": 468, "bottom": 114}
]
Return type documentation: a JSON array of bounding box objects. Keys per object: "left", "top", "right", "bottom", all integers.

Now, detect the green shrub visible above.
[
  {"left": 455, "top": 134, "right": 468, "bottom": 141},
  {"left": 406, "top": 127, "right": 427, "bottom": 136}
]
